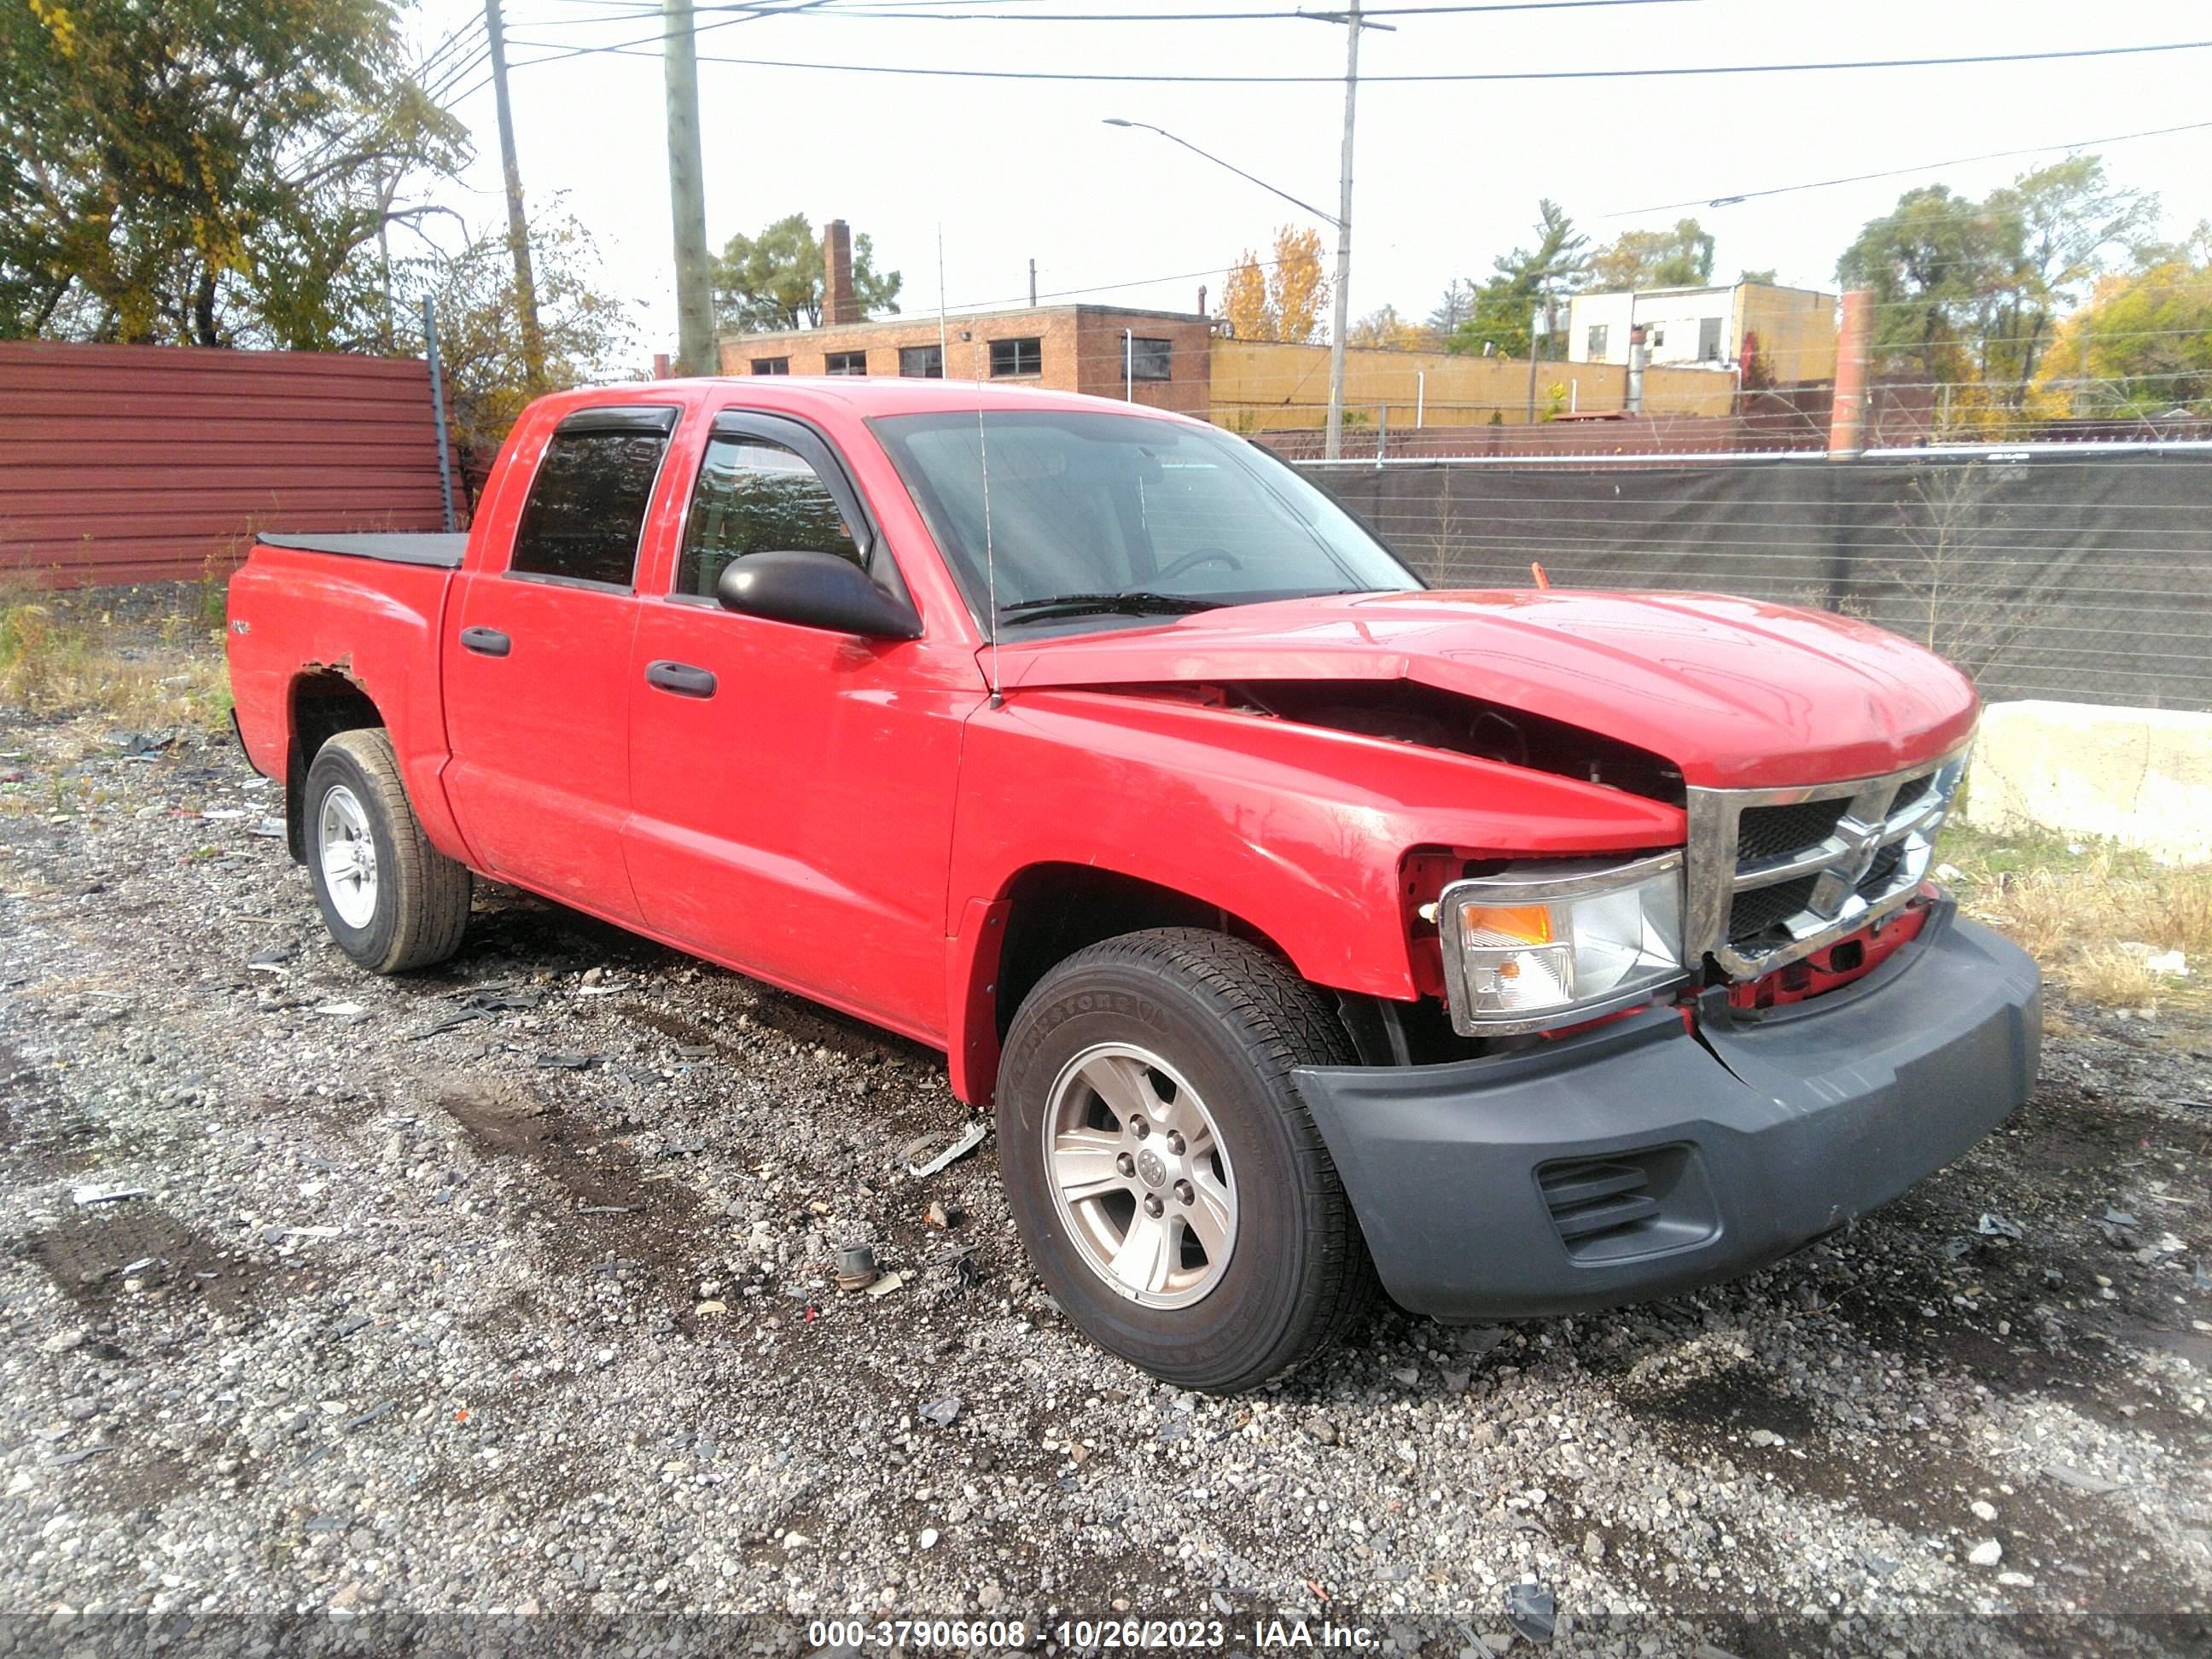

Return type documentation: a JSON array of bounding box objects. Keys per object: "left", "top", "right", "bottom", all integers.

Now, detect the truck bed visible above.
[{"left": 254, "top": 532, "right": 467, "bottom": 569}]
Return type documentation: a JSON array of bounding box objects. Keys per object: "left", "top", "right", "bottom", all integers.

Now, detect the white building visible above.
[{"left": 1566, "top": 282, "right": 1838, "bottom": 383}]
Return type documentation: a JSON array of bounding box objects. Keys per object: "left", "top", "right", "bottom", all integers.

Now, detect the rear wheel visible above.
[
  {"left": 304, "top": 729, "right": 471, "bottom": 974},
  {"left": 996, "top": 928, "right": 1376, "bottom": 1393}
]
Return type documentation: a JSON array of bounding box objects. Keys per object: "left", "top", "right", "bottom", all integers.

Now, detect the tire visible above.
[
  {"left": 303, "top": 728, "right": 471, "bottom": 975},
  {"left": 996, "top": 928, "right": 1377, "bottom": 1394}
]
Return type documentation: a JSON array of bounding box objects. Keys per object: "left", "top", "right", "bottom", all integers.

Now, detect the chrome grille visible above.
[{"left": 1685, "top": 742, "right": 1970, "bottom": 981}]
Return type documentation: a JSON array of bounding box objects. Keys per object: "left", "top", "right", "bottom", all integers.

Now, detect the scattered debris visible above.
[
  {"left": 835, "top": 1243, "right": 879, "bottom": 1292},
  {"left": 918, "top": 1528, "right": 940, "bottom": 1550},
  {"left": 1504, "top": 1582, "right": 1554, "bottom": 1644},
  {"left": 533, "top": 1052, "right": 597, "bottom": 1071},
  {"left": 904, "top": 1121, "right": 988, "bottom": 1179},
  {"left": 1976, "top": 1213, "right": 2025, "bottom": 1240},
  {"left": 247, "top": 818, "right": 286, "bottom": 839},
  {"left": 917, "top": 1395, "right": 962, "bottom": 1429},
  {"left": 410, "top": 1009, "right": 485, "bottom": 1040},
  {"left": 925, "top": 1199, "right": 962, "bottom": 1229},
  {"left": 2042, "top": 1461, "right": 2128, "bottom": 1494},
  {"left": 70, "top": 1185, "right": 149, "bottom": 1208},
  {"left": 864, "top": 1271, "right": 906, "bottom": 1300}
]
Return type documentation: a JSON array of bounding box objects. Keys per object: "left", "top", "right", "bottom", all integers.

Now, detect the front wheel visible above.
[
  {"left": 303, "top": 729, "right": 471, "bottom": 974},
  {"left": 995, "top": 928, "right": 1376, "bottom": 1393}
]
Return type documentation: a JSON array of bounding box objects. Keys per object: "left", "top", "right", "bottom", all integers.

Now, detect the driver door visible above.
[{"left": 621, "top": 411, "right": 974, "bottom": 1040}]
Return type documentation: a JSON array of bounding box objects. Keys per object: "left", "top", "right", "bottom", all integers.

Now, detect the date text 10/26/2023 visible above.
[{"left": 806, "top": 1617, "right": 1381, "bottom": 1650}]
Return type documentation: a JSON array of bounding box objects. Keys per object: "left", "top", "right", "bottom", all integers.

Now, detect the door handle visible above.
[
  {"left": 459, "top": 626, "right": 511, "bottom": 657},
  {"left": 645, "top": 660, "right": 717, "bottom": 698}
]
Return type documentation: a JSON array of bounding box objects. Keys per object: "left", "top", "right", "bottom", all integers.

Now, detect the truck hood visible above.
[{"left": 988, "top": 589, "right": 1979, "bottom": 789}]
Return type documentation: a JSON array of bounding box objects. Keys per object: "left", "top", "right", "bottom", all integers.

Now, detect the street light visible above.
[{"left": 1104, "top": 115, "right": 1354, "bottom": 458}]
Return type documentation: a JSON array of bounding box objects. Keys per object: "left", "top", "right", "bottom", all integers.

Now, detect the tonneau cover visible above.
[{"left": 255, "top": 532, "right": 467, "bottom": 568}]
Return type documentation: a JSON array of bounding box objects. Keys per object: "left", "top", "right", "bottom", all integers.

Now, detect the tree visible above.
[
  {"left": 1427, "top": 278, "right": 1476, "bottom": 335},
  {"left": 1738, "top": 267, "right": 1779, "bottom": 285},
  {"left": 405, "top": 203, "right": 640, "bottom": 481},
  {"left": 2, "top": 0, "right": 463, "bottom": 346},
  {"left": 1980, "top": 155, "right": 2157, "bottom": 392},
  {"left": 1216, "top": 224, "right": 1331, "bottom": 343},
  {"left": 713, "top": 213, "right": 900, "bottom": 333},
  {"left": 1835, "top": 156, "right": 2157, "bottom": 399},
  {"left": 1347, "top": 304, "right": 1429, "bottom": 351},
  {"left": 1836, "top": 184, "right": 2003, "bottom": 383},
  {"left": 2029, "top": 233, "right": 2212, "bottom": 420},
  {"left": 1586, "top": 218, "right": 1714, "bottom": 292},
  {"left": 1447, "top": 199, "right": 1587, "bottom": 359}
]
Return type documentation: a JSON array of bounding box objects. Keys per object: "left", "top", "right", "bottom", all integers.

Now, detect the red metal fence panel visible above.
[{"left": 0, "top": 341, "right": 457, "bottom": 588}]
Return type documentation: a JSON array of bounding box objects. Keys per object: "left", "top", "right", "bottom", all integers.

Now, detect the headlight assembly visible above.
[{"left": 1437, "top": 851, "right": 1687, "bottom": 1035}]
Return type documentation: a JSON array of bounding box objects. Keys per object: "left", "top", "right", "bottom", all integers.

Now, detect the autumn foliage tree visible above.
[
  {"left": 1347, "top": 304, "right": 1429, "bottom": 351},
  {"left": 1218, "top": 224, "right": 1331, "bottom": 343},
  {"left": 1586, "top": 218, "right": 1714, "bottom": 292},
  {"left": 1835, "top": 155, "right": 2157, "bottom": 405},
  {"left": 2, "top": 0, "right": 464, "bottom": 345},
  {"left": 2029, "top": 230, "right": 2212, "bottom": 420},
  {"left": 404, "top": 203, "right": 639, "bottom": 479}
]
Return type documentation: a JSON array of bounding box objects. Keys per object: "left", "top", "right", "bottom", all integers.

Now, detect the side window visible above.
[
  {"left": 509, "top": 425, "right": 669, "bottom": 587},
  {"left": 676, "top": 435, "right": 862, "bottom": 598}
]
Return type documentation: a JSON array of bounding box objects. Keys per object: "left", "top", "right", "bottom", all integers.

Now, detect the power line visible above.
[
  {"left": 1610, "top": 119, "right": 2212, "bottom": 217},
  {"left": 510, "top": 0, "right": 837, "bottom": 69},
  {"left": 504, "top": 34, "right": 2212, "bottom": 83},
  {"left": 515, "top": 0, "right": 1693, "bottom": 24}
]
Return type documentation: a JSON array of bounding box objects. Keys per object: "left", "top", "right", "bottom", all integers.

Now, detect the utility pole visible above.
[
  {"left": 664, "top": 0, "right": 718, "bottom": 376},
  {"left": 483, "top": 0, "right": 545, "bottom": 389},
  {"left": 1323, "top": 0, "right": 1362, "bottom": 462},
  {"left": 1028, "top": 258, "right": 1038, "bottom": 307}
]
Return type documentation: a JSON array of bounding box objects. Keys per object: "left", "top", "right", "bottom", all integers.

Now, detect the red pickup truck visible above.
[{"left": 227, "top": 377, "right": 2041, "bottom": 1392}]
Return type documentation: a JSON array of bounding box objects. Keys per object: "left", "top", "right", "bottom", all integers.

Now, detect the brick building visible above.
[
  {"left": 717, "top": 220, "right": 1212, "bottom": 414},
  {"left": 719, "top": 301, "right": 1214, "bottom": 416}
]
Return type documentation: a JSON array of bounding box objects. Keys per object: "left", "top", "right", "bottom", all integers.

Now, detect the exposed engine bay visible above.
[{"left": 1139, "top": 678, "right": 1687, "bottom": 806}]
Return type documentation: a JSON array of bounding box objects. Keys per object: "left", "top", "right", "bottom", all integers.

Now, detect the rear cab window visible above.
[{"left": 509, "top": 405, "right": 679, "bottom": 589}]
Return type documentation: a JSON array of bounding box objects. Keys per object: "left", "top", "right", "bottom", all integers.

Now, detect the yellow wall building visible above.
[{"left": 1207, "top": 339, "right": 1736, "bottom": 434}]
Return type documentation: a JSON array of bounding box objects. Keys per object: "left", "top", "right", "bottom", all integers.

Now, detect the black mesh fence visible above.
[{"left": 1293, "top": 449, "right": 2212, "bottom": 712}]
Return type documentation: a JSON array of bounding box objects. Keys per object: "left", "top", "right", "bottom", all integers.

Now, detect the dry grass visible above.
[
  {"left": 0, "top": 577, "right": 230, "bottom": 732},
  {"left": 1943, "top": 824, "right": 2211, "bottom": 1010}
]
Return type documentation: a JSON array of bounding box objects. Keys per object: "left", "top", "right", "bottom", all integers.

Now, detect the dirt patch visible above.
[
  {"left": 434, "top": 1077, "right": 717, "bottom": 1331},
  {"left": 24, "top": 1200, "right": 265, "bottom": 1314}
]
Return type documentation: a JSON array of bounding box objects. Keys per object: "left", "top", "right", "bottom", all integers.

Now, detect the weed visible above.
[
  {"left": 1941, "top": 823, "right": 2209, "bottom": 1008},
  {"left": 0, "top": 577, "right": 230, "bottom": 731}
]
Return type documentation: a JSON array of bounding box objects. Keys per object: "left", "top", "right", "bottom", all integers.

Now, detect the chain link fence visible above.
[{"left": 1293, "top": 448, "right": 2212, "bottom": 713}]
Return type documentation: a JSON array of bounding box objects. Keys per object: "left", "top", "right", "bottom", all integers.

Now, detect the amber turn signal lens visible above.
[{"left": 1457, "top": 902, "right": 1554, "bottom": 946}]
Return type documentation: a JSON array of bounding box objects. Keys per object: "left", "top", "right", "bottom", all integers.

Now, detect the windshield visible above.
[{"left": 870, "top": 410, "right": 1420, "bottom": 632}]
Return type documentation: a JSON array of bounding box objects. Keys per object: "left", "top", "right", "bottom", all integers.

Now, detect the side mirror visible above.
[{"left": 715, "top": 550, "right": 922, "bottom": 640}]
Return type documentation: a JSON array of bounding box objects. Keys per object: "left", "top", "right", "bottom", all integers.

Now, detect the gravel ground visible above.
[{"left": 3, "top": 633, "right": 2210, "bottom": 1653}]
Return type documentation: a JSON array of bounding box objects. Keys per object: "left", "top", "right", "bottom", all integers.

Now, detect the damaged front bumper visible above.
[{"left": 1294, "top": 902, "right": 2041, "bottom": 1321}]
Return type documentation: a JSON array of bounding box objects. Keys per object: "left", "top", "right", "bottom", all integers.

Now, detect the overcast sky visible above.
[{"left": 406, "top": 0, "right": 2211, "bottom": 360}]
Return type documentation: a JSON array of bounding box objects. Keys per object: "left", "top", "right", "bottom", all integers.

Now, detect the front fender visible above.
[{"left": 942, "top": 688, "right": 1685, "bottom": 1099}]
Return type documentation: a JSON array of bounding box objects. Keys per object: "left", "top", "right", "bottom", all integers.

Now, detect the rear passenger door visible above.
[{"left": 442, "top": 405, "right": 676, "bottom": 924}]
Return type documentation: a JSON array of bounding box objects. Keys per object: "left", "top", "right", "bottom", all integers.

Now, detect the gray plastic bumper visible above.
[{"left": 1294, "top": 906, "right": 2041, "bottom": 1321}]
